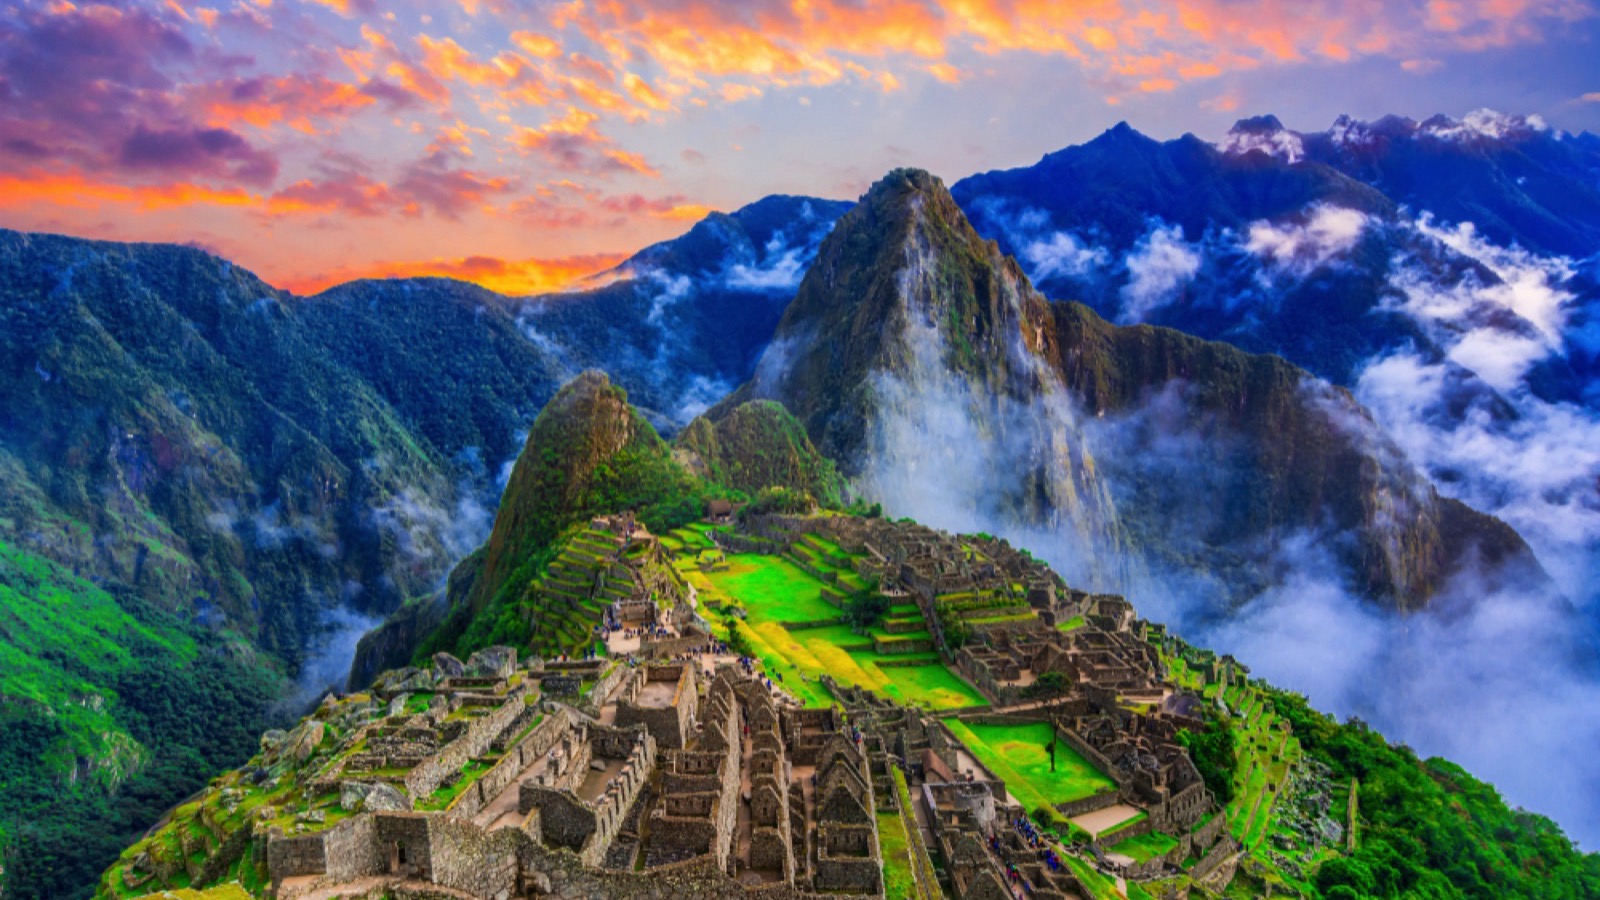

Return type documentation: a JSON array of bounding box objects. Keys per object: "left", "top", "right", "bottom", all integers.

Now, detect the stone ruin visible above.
[
  {"left": 254, "top": 651, "right": 885, "bottom": 900},
  {"left": 135, "top": 512, "right": 1256, "bottom": 900}
]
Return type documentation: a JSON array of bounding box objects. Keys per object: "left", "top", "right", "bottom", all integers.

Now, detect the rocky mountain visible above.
[
  {"left": 368, "top": 371, "right": 843, "bottom": 674},
  {"left": 0, "top": 192, "right": 845, "bottom": 664},
  {"left": 951, "top": 113, "right": 1600, "bottom": 398},
  {"left": 949, "top": 115, "right": 1600, "bottom": 625},
  {"left": 0, "top": 192, "right": 847, "bottom": 900},
  {"left": 673, "top": 399, "right": 846, "bottom": 508},
  {"left": 727, "top": 168, "right": 1542, "bottom": 615},
  {"left": 522, "top": 195, "right": 851, "bottom": 426}
]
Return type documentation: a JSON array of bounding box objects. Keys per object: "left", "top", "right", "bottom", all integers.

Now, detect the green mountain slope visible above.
[
  {"left": 0, "top": 542, "right": 279, "bottom": 900},
  {"left": 674, "top": 399, "right": 846, "bottom": 508},
  {"left": 397, "top": 374, "right": 849, "bottom": 668}
]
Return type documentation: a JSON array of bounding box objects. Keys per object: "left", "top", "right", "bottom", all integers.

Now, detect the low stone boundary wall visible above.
[
  {"left": 446, "top": 709, "right": 571, "bottom": 820},
  {"left": 873, "top": 635, "right": 934, "bottom": 655},
  {"left": 779, "top": 618, "right": 843, "bottom": 630},
  {"left": 1054, "top": 790, "right": 1122, "bottom": 819},
  {"left": 1057, "top": 723, "right": 1126, "bottom": 788},
  {"left": 641, "top": 633, "right": 713, "bottom": 658},
  {"left": 405, "top": 686, "right": 530, "bottom": 802},
  {"left": 711, "top": 532, "right": 782, "bottom": 556}
]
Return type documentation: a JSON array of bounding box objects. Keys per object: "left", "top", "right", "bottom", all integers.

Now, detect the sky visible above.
[{"left": 2, "top": 0, "right": 1598, "bottom": 296}]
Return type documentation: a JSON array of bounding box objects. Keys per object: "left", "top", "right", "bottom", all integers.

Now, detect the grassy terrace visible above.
[
  {"left": 941, "top": 720, "right": 1115, "bottom": 811},
  {"left": 1221, "top": 685, "right": 1301, "bottom": 852},
  {"left": 1109, "top": 830, "right": 1180, "bottom": 863},
  {"left": 876, "top": 810, "right": 914, "bottom": 899},
  {"left": 681, "top": 542, "right": 986, "bottom": 710},
  {"left": 133, "top": 885, "right": 255, "bottom": 900}
]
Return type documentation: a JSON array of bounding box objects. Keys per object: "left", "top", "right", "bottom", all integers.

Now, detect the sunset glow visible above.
[{"left": 2, "top": 0, "right": 1595, "bottom": 295}]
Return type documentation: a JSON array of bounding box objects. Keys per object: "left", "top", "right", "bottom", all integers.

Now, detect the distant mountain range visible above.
[{"left": 2, "top": 110, "right": 1599, "bottom": 896}]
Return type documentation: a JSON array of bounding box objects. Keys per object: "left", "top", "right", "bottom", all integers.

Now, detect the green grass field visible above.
[
  {"left": 1107, "top": 830, "right": 1179, "bottom": 863},
  {"left": 698, "top": 551, "right": 985, "bottom": 710},
  {"left": 941, "top": 720, "right": 1115, "bottom": 811},
  {"left": 705, "top": 554, "right": 843, "bottom": 622},
  {"left": 877, "top": 811, "right": 914, "bottom": 899}
]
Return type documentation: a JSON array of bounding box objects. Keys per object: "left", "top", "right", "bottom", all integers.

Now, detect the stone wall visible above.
[
  {"left": 614, "top": 665, "right": 696, "bottom": 749},
  {"left": 640, "top": 633, "right": 712, "bottom": 658},
  {"left": 1190, "top": 834, "right": 1240, "bottom": 883},
  {"left": 1056, "top": 723, "right": 1126, "bottom": 788},
  {"left": 276, "top": 800, "right": 884, "bottom": 900},
  {"left": 520, "top": 724, "right": 656, "bottom": 867},
  {"left": 323, "top": 814, "right": 385, "bottom": 883},
  {"left": 574, "top": 662, "right": 628, "bottom": 719},
  {"left": 425, "top": 813, "right": 521, "bottom": 899},
  {"left": 1055, "top": 790, "right": 1122, "bottom": 819},
  {"left": 405, "top": 686, "right": 530, "bottom": 801},
  {"left": 192, "top": 815, "right": 254, "bottom": 887},
  {"left": 448, "top": 709, "right": 572, "bottom": 819},
  {"left": 1192, "top": 810, "right": 1227, "bottom": 850},
  {"left": 267, "top": 830, "right": 327, "bottom": 881}
]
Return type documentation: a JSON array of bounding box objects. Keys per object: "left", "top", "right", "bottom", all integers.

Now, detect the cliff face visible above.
[
  {"left": 733, "top": 169, "right": 1130, "bottom": 587},
  {"left": 731, "top": 169, "right": 1545, "bottom": 612},
  {"left": 1049, "top": 301, "right": 1540, "bottom": 609}
]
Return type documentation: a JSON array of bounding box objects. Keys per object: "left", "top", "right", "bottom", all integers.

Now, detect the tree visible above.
[
  {"left": 1030, "top": 671, "right": 1071, "bottom": 698},
  {"left": 844, "top": 591, "right": 890, "bottom": 629}
]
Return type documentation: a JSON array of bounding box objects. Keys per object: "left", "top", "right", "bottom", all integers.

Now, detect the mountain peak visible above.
[
  {"left": 733, "top": 165, "right": 1058, "bottom": 473},
  {"left": 461, "top": 369, "right": 661, "bottom": 615},
  {"left": 1229, "top": 113, "right": 1286, "bottom": 135},
  {"left": 1219, "top": 114, "right": 1303, "bottom": 162}
]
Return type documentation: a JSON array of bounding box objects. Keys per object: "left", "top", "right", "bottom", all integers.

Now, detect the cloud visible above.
[
  {"left": 1218, "top": 122, "right": 1306, "bottom": 162},
  {"left": 391, "top": 149, "right": 519, "bottom": 218},
  {"left": 293, "top": 603, "right": 383, "bottom": 704},
  {"left": 1419, "top": 108, "right": 1551, "bottom": 141},
  {"left": 725, "top": 231, "right": 816, "bottom": 290},
  {"left": 1197, "top": 530, "right": 1600, "bottom": 846},
  {"left": 1119, "top": 221, "right": 1200, "bottom": 322},
  {"left": 547, "top": 0, "right": 1591, "bottom": 105},
  {"left": 0, "top": 169, "right": 256, "bottom": 212},
  {"left": 1244, "top": 204, "right": 1368, "bottom": 275},
  {"left": 1383, "top": 215, "right": 1573, "bottom": 392},
  {"left": 1021, "top": 231, "right": 1111, "bottom": 281},
  {"left": 118, "top": 123, "right": 279, "bottom": 185},
  {"left": 0, "top": 3, "right": 277, "bottom": 183},
  {"left": 511, "top": 106, "right": 660, "bottom": 178}
]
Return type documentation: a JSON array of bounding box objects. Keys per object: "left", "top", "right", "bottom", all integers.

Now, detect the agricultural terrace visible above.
[
  {"left": 665, "top": 528, "right": 986, "bottom": 710},
  {"left": 941, "top": 720, "right": 1116, "bottom": 812},
  {"left": 1108, "top": 829, "right": 1179, "bottom": 863},
  {"left": 876, "top": 810, "right": 914, "bottom": 899},
  {"left": 1219, "top": 684, "right": 1302, "bottom": 852}
]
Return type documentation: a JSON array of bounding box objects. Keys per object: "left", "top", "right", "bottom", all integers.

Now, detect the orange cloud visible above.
[
  {"left": 511, "top": 31, "right": 562, "bottom": 58},
  {"left": 548, "top": 0, "right": 1591, "bottom": 102},
  {"left": 188, "top": 74, "right": 378, "bottom": 134},
  {"left": 657, "top": 202, "right": 715, "bottom": 220},
  {"left": 280, "top": 251, "right": 629, "bottom": 296},
  {"left": 511, "top": 106, "right": 660, "bottom": 177},
  {"left": 0, "top": 171, "right": 255, "bottom": 212}
]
